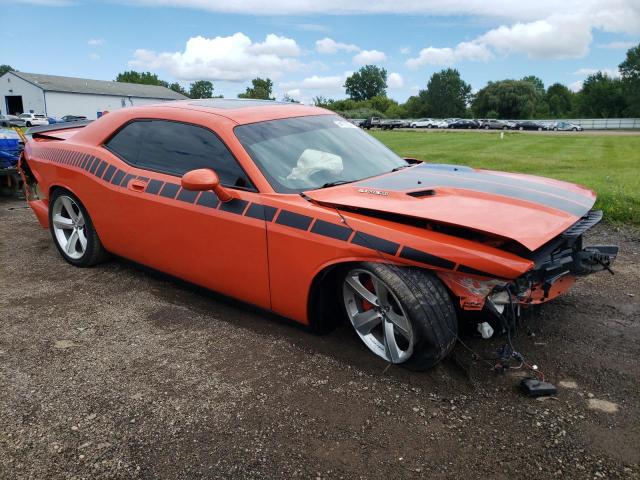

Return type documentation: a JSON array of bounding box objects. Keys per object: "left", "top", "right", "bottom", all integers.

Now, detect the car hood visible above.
[{"left": 304, "top": 163, "right": 596, "bottom": 251}]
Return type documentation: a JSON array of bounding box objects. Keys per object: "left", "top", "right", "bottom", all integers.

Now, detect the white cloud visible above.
[
  {"left": 129, "top": 33, "right": 303, "bottom": 81},
  {"left": 247, "top": 33, "right": 300, "bottom": 57},
  {"left": 573, "top": 68, "right": 620, "bottom": 77},
  {"left": 400, "top": 46, "right": 411, "bottom": 55},
  {"left": 597, "top": 40, "right": 638, "bottom": 49},
  {"left": 569, "top": 80, "right": 583, "bottom": 92},
  {"left": 388, "top": 72, "right": 404, "bottom": 88},
  {"left": 478, "top": 14, "right": 592, "bottom": 59},
  {"left": 280, "top": 74, "right": 347, "bottom": 91},
  {"left": 407, "top": 13, "right": 596, "bottom": 68},
  {"left": 353, "top": 49, "right": 387, "bottom": 65},
  {"left": 88, "top": 38, "right": 104, "bottom": 46},
  {"left": 112, "top": 1, "right": 640, "bottom": 35},
  {"left": 406, "top": 41, "right": 492, "bottom": 68},
  {"left": 284, "top": 88, "right": 302, "bottom": 100},
  {"left": 88, "top": 53, "right": 100, "bottom": 61},
  {"left": 315, "top": 37, "right": 360, "bottom": 54}
]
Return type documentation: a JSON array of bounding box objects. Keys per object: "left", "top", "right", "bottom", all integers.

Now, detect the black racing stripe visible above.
[
  {"left": 159, "top": 183, "right": 180, "bottom": 199},
  {"left": 357, "top": 163, "right": 592, "bottom": 216},
  {"left": 220, "top": 198, "right": 249, "bottom": 215},
  {"left": 245, "top": 204, "right": 278, "bottom": 221},
  {"left": 176, "top": 188, "right": 198, "bottom": 203},
  {"left": 111, "top": 169, "right": 125, "bottom": 185},
  {"left": 137, "top": 176, "right": 150, "bottom": 182},
  {"left": 196, "top": 191, "right": 220, "bottom": 209},
  {"left": 95, "top": 160, "right": 107, "bottom": 178},
  {"left": 276, "top": 210, "right": 313, "bottom": 230},
  {"left": 80, "top": 155, "right": 89, "bottom": 170},
  {"left": 457, "top": 264, "right": 496, "bottom": 278},
  {"left": 74, "top": 152, "right": 82, "bottom": 167},
  {"left": 89, "top": 157, "right": 100, "bottom": 174},
  {"left": 103, "top": 164, "right": 116, "bottom": 182},
  {"left": 120, "top": 173, "right": 136, "bottom": 188},
  {"left": 399, "top": 246, "right": 455, "bottom": 270},
  {"left": 351, "top": 232, "right": 399, "bottom": 256},
  {"left": 145, "top": 179, "right": 164, "bottom": 195},
  {"left": 311, "top": 219, "right": 352, "bottom": 241}
]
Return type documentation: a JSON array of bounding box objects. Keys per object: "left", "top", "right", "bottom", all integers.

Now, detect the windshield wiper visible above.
[
  {"left": 319, "top": 180, "right": 354, "bottom": 189},
  {"left": 391, "top": 164, "right": 411, "bottom": 172}
]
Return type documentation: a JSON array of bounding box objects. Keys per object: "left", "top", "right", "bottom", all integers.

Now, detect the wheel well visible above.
[{"left": 307, "top": 262, "right": 356, "bottom": 334}]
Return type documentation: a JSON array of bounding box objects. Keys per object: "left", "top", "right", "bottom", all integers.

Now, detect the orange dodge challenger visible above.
[{"left": 19, "top": 99, "right": 617, "bottom": 369}]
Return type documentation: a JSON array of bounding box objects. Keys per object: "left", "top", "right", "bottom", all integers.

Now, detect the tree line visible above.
[
  {"left": 318, "top": 42, "right": 640, "bottom": 120},
  {"left": 2, "top": 41, "right": 637, "bottom": 117}
]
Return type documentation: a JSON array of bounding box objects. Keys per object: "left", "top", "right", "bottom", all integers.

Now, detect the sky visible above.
[{"left": 1, "top": 0, "right": 639, "bottom": 103}]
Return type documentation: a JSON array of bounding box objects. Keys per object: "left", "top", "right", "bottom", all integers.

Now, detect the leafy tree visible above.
[
  {"left": 577, "top": 72, "right": 627, "bottom": 117},
  {"left": 312, "top": 96, "right": 334, "bottom": 108},
  {"left": 0, "top": 65, "right": 14, "bottom": 77},
  {"left": 238, "top": 77, "right": 274, "bottom": 100},
  {"left": 619, "top": 42, "right": 640, "bottom": 116},
  {"left": 521, "top": 75, "right": 545, "bottom": 96},
  {"left": 282, "top": 93, "right": 299, "bottom": 103},
  {"left": 545, "top": 83, "right": 574, "bottom": 117},
  {"left": 472, "top": 80, "right": 538, "bottom": 119},
  {"left": 189, "top": 80, "right": 214, "bottom": 99},
  {"left": 115, "top": 70, "right": 168, "bottom": 87},
  {"left": 344, "top": 65, "right": 387, "bottom": 101},
  {"left": 169, "top": 82, "right": 189, "bottom": 97},
  {"left": 421, "top": 68, "right": 472, "bottom": 118},
  {"left": 402, "top": 95, "right": 429, "bottom": 118}
]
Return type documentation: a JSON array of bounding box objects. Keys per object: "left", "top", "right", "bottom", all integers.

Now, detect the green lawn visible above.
[{"left": 372, "top": 130, "right": 640, "bottom": 225}]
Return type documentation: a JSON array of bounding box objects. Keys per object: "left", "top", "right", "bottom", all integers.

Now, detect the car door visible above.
[{"left": 103, "top": 119, "right": 271, "bottom": 309}]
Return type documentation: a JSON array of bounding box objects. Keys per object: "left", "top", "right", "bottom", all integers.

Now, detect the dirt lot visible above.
[{"left": 1, "top": 196, "right": 639, "bottom": 479}]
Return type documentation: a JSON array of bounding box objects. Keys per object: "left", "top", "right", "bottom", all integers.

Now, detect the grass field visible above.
[{"left": 372, "top": 130, "right": 640, "bottom": 225}]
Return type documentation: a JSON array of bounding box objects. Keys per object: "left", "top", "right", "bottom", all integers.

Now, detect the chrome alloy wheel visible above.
[
  {"left": 51, "top": 195, "right": 87, "bottom": 260},
  {"left": 343, "top": 269, "right": 414, "bottom": 363}
]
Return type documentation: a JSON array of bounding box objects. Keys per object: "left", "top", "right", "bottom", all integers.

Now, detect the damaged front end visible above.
[{"left": 438, "top": 210, "right": 618, "bottom": 321}]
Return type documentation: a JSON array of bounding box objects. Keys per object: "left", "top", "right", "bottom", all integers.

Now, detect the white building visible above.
[{"left": 0, "top": 71, "right": 187, "bottom": 119}]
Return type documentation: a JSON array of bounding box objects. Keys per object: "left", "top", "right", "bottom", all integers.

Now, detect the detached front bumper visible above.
[{"left": 440, "top": 210, "right": 618, "bottom": 311}]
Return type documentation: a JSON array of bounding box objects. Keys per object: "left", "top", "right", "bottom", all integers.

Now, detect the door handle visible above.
[{"left": 129, "top": 179, "right": 148, "bottom": 192}]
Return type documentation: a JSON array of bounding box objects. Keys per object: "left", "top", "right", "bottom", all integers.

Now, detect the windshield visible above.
[{"left": 234, "top": 114, "right": 407, "bottom": 193}]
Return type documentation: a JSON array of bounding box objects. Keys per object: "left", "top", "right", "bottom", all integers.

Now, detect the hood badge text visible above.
[{"left": 357, "top": 188, "right": 390, "bottom": 196}]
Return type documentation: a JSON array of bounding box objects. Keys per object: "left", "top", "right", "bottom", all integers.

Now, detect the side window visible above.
[{"left": 105, "top": 120, "right": 252, "bottom": 189}]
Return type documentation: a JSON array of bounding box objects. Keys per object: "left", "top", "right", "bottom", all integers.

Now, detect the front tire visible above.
[
  {"left": 342, "top": 263, "right": 457, "bottom": 370},
  {"left": 49, "top": 189, "right": 108, "bottom": 267}
]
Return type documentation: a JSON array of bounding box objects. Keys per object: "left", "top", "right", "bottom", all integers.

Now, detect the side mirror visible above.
[{"left": 181, "top": 168, "right": 235, "bottom": 202}]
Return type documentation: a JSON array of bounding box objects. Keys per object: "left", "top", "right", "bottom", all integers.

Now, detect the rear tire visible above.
[
  {"left": 49, "top": 189, "right": 109, "bottom": 267},
  {"left": 342, "top": 263, "right": 457, "bottom": 370}
]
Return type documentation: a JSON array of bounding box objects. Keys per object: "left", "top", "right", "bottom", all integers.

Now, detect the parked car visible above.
[
  {"left": 0, "top": 114, "right": 26, "bottom": 128},
  {"left": 361, "top": 117, "right": 403, "bottom": 130},
  {"left": 447, "top": 119, "right": 479, "bottom": 129},
  {"left": 19, "top": 100, "right": 617, "bottom": 370},
  {"left": 19, "top": 113, "right": 49, "bottom": 127},
  {"left": 512, "top": 120, "right": 545, "bottom": 131},
  {"left": 60, "top": 115, "right": 88, "bottom": 123},
  {"left": 433, "top": 119, "right": 449, "bottom": 128},
  {"left": 482, "top": 119, "right": 510, "bottom": 130},
  {"left": 552, "top": 121, "right": 583, "bottom": 131},
  {"left": 410, "top": 118, "right": 433, "bottom": 128}
]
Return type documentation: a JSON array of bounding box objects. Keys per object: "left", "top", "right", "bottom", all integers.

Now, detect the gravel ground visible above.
[{"left": 1, "top": 196, "right": 639, "bottom": 479}]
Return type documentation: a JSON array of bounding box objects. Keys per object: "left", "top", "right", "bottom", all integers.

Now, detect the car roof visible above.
[{"left": 145, "top": 98, "right": 334, "bottom": 125}]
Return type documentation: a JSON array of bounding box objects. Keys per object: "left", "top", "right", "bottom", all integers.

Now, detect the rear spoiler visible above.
[{"left": 26, "top": 120, "right": 93, "bottom": 140}]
